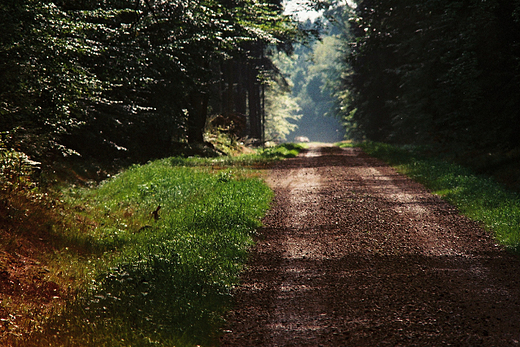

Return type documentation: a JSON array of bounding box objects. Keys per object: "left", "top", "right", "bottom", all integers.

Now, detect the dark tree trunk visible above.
[
  {"left": 248, "top": 73, "right": 262, "bottom": 140},
  {"left": 217, "top": 43, "right": 267, "bottom": 142},
  {"left": 187, "top": 91, "right": 209, "bottom": 144}
]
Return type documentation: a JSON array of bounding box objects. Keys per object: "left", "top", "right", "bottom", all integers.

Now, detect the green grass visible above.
[
  {"left": 16, "top": 146, "right": 306, "bottom": 346},
  {"left": 359, "top": 142, "right": 520, "bottom": 251},
  {"left": 336, "top": 141, "right": 356, "bottom": 148},
  {"left": 259, "top": 143, "right": 304, "bottom": 159}
]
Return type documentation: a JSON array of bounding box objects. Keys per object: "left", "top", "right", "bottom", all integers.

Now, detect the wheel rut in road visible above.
[{"left": 220, "top": 145, "right": 520, "bottom": 346}]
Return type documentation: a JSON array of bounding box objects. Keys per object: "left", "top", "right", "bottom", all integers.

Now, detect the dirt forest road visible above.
[{"left": 220, "top": 145, "right": 520, "bottom": 346}]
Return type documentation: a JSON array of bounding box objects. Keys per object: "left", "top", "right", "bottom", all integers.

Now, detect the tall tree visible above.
[
  {"left": 1, "top": 1, "right": 102, "bottom": 160},
  {"left": 273, "top": 17, "right": 345, "bottom": 143},
  {"left": 335, "top": 0, "right": 520, "bottom": 150},
  {"left": 1, "top": 0, "right": 300, "bottom": 166}
]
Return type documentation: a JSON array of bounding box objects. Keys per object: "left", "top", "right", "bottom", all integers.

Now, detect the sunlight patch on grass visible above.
[{"left": 22, "top": 150, "right": 287, "bottom": 346}]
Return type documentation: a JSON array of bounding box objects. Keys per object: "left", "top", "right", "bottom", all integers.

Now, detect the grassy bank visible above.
[
  {"left": 5, "top": 144, "right": 301, "bottom": 346},
  {"left": 356, "top": 142, "right": 520, "bottom": 252}
]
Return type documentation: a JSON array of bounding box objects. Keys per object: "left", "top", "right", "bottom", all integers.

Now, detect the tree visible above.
[
  {"left": 335, "top": 0, "right": 520, "bottom": 151},
  {"left": 272, "top": 19, "right": 345, "bottom": 143},
  {"left": 0, "top": 1, "right": 102, "bottom": 161},
  {"left": 1, "top": 0, "right": 301, "bottom": 168},
  {"left": 264, "top": 51, "right": 302, "bottom": 142}
]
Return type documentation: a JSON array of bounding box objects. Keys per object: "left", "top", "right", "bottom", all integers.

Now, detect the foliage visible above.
[
  {"left": 336, "top": 0, "right": 520, "bottom": 151},
  {"left": 272, "top": 19, "right": 345, "bottom": 143},
  {"left": 1, "top": 149, "right": 40, "bottom": 194},
  {"left": 264, "top": 60, "right": 302, "bottom": 142},
  {"left": 0, "top": 131, "right": 46, "bottom": 242},
  {"left": 0, "top": 1, "right": 101, "bottom": 160},
  {"left": 260, "top": 143, "right": 305, "bottom": 158},
  {"left": 0, "top": 0, "right": 301, "bottom": 167},
  {"left": 360, "top": 142, "right": 520, "bottom": 252}
]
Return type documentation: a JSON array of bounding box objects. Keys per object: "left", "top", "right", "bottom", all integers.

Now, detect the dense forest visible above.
[
  {"left": 330, "top": 0, "right": 520, "bottom": 155},
  {"left": 3, "top": 0, "right": 520, "bottom": 174},
  {"left": 277, "top": 32, "right": 345, "bottom": 143},
  {"left": 2, "top": 1, "right": 520, "bottom": 344},
  {"left": 1, "top": 0, "right": 306, "bottom": 176}
]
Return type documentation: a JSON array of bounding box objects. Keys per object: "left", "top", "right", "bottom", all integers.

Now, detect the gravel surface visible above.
[{"left": 220, "top": 145, "right": 520, "bottom": 346}]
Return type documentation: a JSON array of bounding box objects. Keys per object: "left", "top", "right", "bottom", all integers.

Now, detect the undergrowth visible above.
[
  {"left": 5, "top": 143, "right": 300, "bottom": 346},
  {"left": 359, "top": 142, "right": 520, "bottom": 252}
]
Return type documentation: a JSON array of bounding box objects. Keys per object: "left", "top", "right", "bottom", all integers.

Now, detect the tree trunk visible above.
[
  {"left": 187, "top": 91, "right": 209, "bottom": 144},
  {"left": 248, "top": 70, "right": 262, "bottom": 140}
]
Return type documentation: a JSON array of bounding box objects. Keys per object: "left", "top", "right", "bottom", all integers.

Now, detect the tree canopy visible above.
[
  {"left": 329, "top": 0, "right": 520, "bottom": 152},
  {"left": 1, "top": 0, "right": 300, "bottom": 167},
  {"left": 269, "top": 18, "right": 345, "bottom": 143}
]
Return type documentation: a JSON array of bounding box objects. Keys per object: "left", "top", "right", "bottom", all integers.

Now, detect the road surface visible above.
[{"left": 221, "top": 145, "right": 520, "bottom": 346}]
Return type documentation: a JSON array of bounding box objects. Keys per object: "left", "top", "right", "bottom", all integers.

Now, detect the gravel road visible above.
[{"left": 220, "top": 145, "right": 520, "bottom": 346}]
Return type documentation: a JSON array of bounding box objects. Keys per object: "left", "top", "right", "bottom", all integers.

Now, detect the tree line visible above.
[
  {"left": 327, "top": 0, "right": 520, "bottom": 154},
  {"left": 1, "top": 0, "right": 302, "bottom": 169},
  {"left": 6, "top": 0, "right": 518, "bottom": 171},
  {"left": 276, "top": 26, "right": 345, "bottom": 143}
]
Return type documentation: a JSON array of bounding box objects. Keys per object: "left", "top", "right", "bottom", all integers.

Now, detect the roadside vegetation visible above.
[
  {"left": 1, "top": 144, "right": 302, "bottom": 346},
  {"left": 354, "top": 142, "right": 520, "bottom": 252}
]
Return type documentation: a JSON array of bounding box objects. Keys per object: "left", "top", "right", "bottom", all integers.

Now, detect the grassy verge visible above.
[
  {"left": 6, "top": 144, "right": 301, "bottom": 346},
  {"left": 358, "top": 142, "right": 520, "bottom": 251}
]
